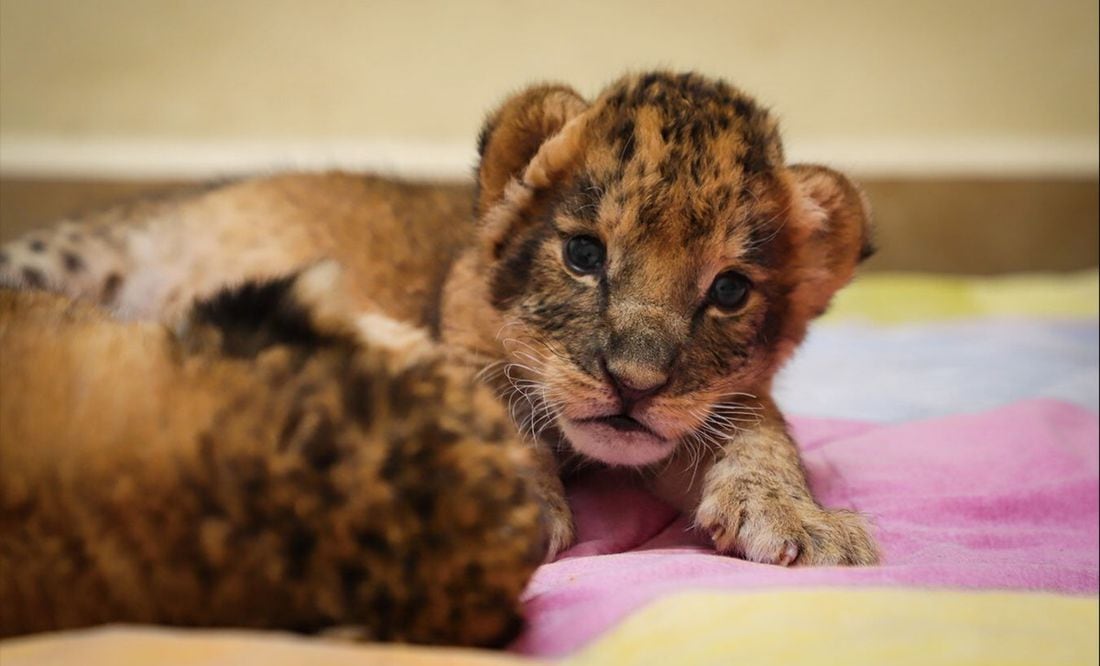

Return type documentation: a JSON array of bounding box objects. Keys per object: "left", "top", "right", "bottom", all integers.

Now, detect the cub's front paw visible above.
[
  {"left": 695, "top": 485, "right": 878, "bottom": 566},
  {"left": 540, "top": 494, "right": 575, "bottom": 562}
]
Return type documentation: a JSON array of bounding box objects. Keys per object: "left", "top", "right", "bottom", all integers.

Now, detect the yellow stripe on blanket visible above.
[
  {"left": 824, "top": 269, "right": 1099, "bottom": 324},
  {"left": 567, "top": 588, "right": 1099, "bottom": 666},
  {"left": 0, "top": 627, "right": 534, "bottom": 666},
  {"left": 1, "top": 589, "right": 1095, "bottom": 665}
]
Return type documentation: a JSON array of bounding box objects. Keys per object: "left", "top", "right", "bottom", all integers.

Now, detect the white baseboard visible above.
[
  {"left": 1, "top": 135, "right": 1096, "bottom": 181},
  {"left": 0, "top": 137, "right": 478, "bottom": 181}
]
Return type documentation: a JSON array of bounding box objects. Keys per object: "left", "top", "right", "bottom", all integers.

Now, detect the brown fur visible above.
[
  {"left": 0, "top": 265, "right": 546, "bottom": 644},
  {"left": 0, "top": 72, "right": 879, "bottom": 625}
]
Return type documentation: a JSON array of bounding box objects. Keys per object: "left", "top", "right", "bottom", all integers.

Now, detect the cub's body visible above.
[{"left": 0, "top": 276, "right": 544, "bottom": 645}]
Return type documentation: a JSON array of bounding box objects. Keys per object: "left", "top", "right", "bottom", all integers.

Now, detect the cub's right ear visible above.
[{"left": 475, "top": 84, "right": 589, "bottom": 216}]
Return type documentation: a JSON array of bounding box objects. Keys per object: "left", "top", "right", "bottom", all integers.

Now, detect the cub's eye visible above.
[
  {"left": 563, "top": 235, "right": 606, "bottom": 274},
  {"left": 709, "top": 271, "right": 751, "bottom": 311}
]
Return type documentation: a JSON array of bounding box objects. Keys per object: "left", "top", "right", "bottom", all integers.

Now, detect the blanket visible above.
[{"left": 516, "top": 399, "right": 1098, "bottom": 656}]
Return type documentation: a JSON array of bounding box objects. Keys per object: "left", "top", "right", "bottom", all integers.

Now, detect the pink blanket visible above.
[{"left": 513, "top": 399, "right": 1100, "bottom": 656}]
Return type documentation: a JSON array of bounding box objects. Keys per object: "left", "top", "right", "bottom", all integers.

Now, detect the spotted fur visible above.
[{"left": 0, "top": 264, "right": 546, "bottom": 645}]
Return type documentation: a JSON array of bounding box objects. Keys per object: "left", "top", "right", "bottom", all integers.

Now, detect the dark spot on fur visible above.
[
  {"left": 741, "top": 221, "right": 783, "bottom": 268},
  {"left": 557, "top": 173, "right": 602, "bottom": 224},
  {"left": 0, "top": 252, "right": 8, "bottom": 265},
  {"left": 339, "top": 562, "right": 368, "bottom": 598},
  {"left": 489, "top": 225, "right": 550, "bottom": 309},
  {"left": 21, "top": 267, "right": 45, "bottom": 288},
  {"left": 486, "top": 603, "right": 528, "bottom": 647},
  {"left": 689, "top": 153, "right": 707, "bottom": 184},
  {"left": 190, "top": 272, "right": 340, "bottom": 358},
  {"left": 519, "top": 284, "right": 596, "bottom": 342},
  {"left": 690, "top": 120, "right": 707, "bottom": 147},
  {"left": 354, "top": 530, "right": 389, "bottom": 552},
  {"left": 732, "top": 96, "right": 755, "bottom": 119},
  {"left": 638, "top": 72, "right": 661, "bottom": 94},
  {"left": 62, "top": 252, "right": 84, "bottom": 273},
  {"left": 508, "top": 478, "right": 530, "bottom": 505},
  {"left": 343, "top": 372, "right": 375, "bottom": 427},
  {"left": 385, "top": 380, "right": 417, "bottom": 420},
  {"left": 401, "top": 550, "right": 423, "bottom": 583},
  {"left": 101, "top": 273, "right": 123, "bottom": 304},
  {"left": 715, "top": 185, "right": 733, "bottom": 211},
  {"left": 611, "top": 118, "right": 636, "bottom": 164},
  {"left": 28, "top": 240, "right": 46, "bottom": 253},
  {"left": 285, "top": 527, "right": 316, "bottom": 579},
  {"left": 741, "top": 134, "right": 773, "bottom": 175},
  {"left": 277, "top": 408, "right": 305, "bottom": 452},
  {"left": 380, "top": 448, "right": 403, "bottom": 482},
  {"left": 635, "top": 197, "right": 661, "bottom": 227},
  {"left": 757, "top": 279, "right": 794, "bottom": 352},
  {"left": 229, "top": 454, "right": 268, "bottom": 496},
  {"left": 294, "top": 414, "right": 339, "bottom": 470},
  {"left": 407, "top": 486, "right": 437, "bottom": 522},
  {"left": 372, "top": 588, "right": 396, "bottom": 623},
  {"left": 464, "top": 562, "right": 485, "bottom": 584}
]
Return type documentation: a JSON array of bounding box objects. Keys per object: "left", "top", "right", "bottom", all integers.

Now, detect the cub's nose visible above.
[{"left": 603, "top": 358, "right": 669, "bottom": 406}]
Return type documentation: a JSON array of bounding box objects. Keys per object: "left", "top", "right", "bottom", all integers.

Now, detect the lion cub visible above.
[
  {"left": 0, "top": 263, "right": 545, "bottom": 644},
  {"left": 0, "top": 71, "right": 878, "bottom": 566}
]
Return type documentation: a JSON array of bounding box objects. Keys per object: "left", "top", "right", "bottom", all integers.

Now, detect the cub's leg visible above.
[
  {"left": 0, "top": 181, "right": 328, "bottom": 321},
  {"left": 649, "top": 397, "right": 878, "bottom": 566},
  {"left": 529, "top": 444, "right": 575, "bottom": 560}
]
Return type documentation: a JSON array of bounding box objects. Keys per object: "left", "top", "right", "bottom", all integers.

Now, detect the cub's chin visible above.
[{"left": 559, "top": 417, "right": 677, "bottom": 467}]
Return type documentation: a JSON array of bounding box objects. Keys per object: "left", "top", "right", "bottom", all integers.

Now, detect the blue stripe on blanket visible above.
[{"left": 775, "top": 319, "right": 1099, "bottom": 422}]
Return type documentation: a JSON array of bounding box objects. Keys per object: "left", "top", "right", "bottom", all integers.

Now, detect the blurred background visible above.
[{"left": 0, "top": 0, "right": 1096, "bottom": 273}]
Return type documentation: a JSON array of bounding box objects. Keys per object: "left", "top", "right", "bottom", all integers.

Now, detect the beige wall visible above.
[{"left": 1, "top": 0, "right": 1097, "bottom": 177}]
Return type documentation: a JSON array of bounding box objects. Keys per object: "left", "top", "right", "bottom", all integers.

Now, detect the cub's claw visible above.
[
  {"left": 695, "top": 487, "right": 878, "bottom": 567},
  {"left": 776, "top": 541, "right": 800, "bottom": 567}
]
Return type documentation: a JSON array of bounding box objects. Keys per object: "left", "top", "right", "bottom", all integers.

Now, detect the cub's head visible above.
[{"left": 474, "top": 72, "right": 873, "bottom": 467}]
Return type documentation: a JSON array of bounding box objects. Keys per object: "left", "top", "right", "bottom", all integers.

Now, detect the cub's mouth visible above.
[
  {"left": 560, "top": 413, "right": 675, "bottom": 467},
  {"left": 579, "top": 413, "right": 653, "bottom": 435}
]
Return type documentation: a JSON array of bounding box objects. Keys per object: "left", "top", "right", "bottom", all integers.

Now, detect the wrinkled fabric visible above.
[{"left": 514, "top": 399, "right": 1100, "bottom": 656}]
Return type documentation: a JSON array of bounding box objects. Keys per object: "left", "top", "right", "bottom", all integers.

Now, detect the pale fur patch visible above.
[
  {"left": 521, "top": 111, "right": 590, "bottom": 189},
  {"left": 794, "top": 185, "right": 830, "bottom": 231},
  {"left": 354, "top": 312, "right": 437, "bottom": 372},
  {"left": 287, "top": 259, "right": 356, "bottom": 334}
]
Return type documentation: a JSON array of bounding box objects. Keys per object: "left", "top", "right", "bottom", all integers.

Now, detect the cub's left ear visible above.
[
  {"left": 475, "top": 85, "right": 590, "bottom": 218},
  {"left": 786, "top": 164, "right": 875, "bottom": 317}
]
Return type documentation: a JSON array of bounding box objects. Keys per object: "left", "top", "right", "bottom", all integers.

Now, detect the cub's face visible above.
[{"left": 475, "top": 73, "right": 872, "bottom": 467}]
